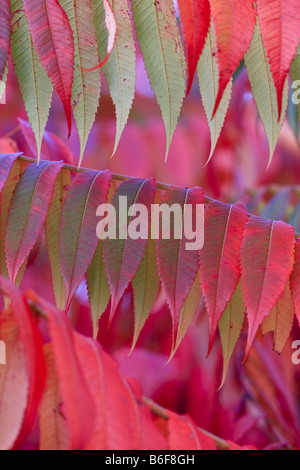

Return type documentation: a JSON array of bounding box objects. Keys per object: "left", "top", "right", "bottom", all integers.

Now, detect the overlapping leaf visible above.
[
  {"left": 209, "top": 0, "right": 256, "bottom": 117},
  {"left": 157, "top": 186, "right": 204, "bottom": 346},
  {"left": 245, "top": 22, "right": 289, "bottom": 167},
  {"left": 241, "top": 217, "right": 295, "bottom": 359},
  {"left": 60, "top": 170, "right": 112, "bottom": 309},
  {"left": 93, "top": 0, "right": 136, "bottom": 155},
  {"left": 197, "top": 25, "right": 232, "bottom": 163},
  {"left": 200, "top": 202, "right": 248, "bottom": 353},
  {"left": 22, "top": 0, "right": 74, "bottom": 135},
  {"left": 5, "top": 161, "right": 63, "bottom": 284},
  {"left": 178, "top": 0, "right": 210, "bottom": 95},
  {"left": 11, "top": 1, "right": 53, "bottom": 161},
  {"left": 131, "top": 0, "right": 186, "bottom": 158},
  {"left": 0, "top": 0, "right": 11, "bottom": 81},
  {"left": 60, "top": 0, "right": 101, "bottom": 165},
  {"left": 257, "top": 0, "right": 300, "bottom": 119}
]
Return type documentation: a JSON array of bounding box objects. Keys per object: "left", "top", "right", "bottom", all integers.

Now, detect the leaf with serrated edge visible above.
[
  {"left": 219, "top": 281, "right": 245, "bottom": 388},
  {"left": 157, "top": 187, "right": 204, "bottom": 345},
  {"left": 262, "top": 282, "right": 294, "bottom": 354},
  {"left": 200, "top": 202, "right": 248, "bottom": 354},
  {"left": 60, "top": 170, "right": 112, "bottom": 310},
  {"left": 11, "top": 0, "right": 53, "bottom": 162},
  {"left": 5, "top": 162, "right": 63, "bottom": 284},
  {"left": 46, "top": 169, "right": 71, "bottom": 310},
  {"left": 22, "top": 0, "right": 74, "bottom": 135},
  {"left": 197, "top": 25, "right": 232, "bottom": 164},
  {"left": 93, "top": 0, "right": 136, "bottom": 156},
  {"left": 245, "top": 22, "right": 289, "bottom": 168},
  {"left": 60, "top": 0, "right": 101, "bottom": 166},
  {"left": 131, "top": 237, "right": 160, "bottom": 353},
  {"left": 103, "top": 178, "right": 157, "bottom": 324},
  {"left": 131, "top": 0, "right": 186, "bottom": 159},
  {"left": 0, "top": 0, "right": 11, "bottom": 81},
  {"left": 241, "top": 217, "right": 295, "bottom": 360},
  {"left": 170, "top": 270, "right": 202, "bottom": 361}
]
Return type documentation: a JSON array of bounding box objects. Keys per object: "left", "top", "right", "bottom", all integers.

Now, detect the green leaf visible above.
[
  {"left": 11, "top": 0, "right": 53, "bottom": 162},
  {"left": 197, "top": 25, "right": 232, "bottom": 164},
  {"left": 93, "top": 0, "right": 136, "bottom": 156},
  {"left": 131, "top": 0, "right": 186, "bottom": 159},
  {"left": 46, "top": 169, "right": 71, "bottom": 310},
  {"left": 245, "top": 21, "right": 289, "bottom": 169},
  {"left": 87, "top": 241, "right": 110, "bottom": 338},
  {"left": 219, "top": 281, "right": 245, "bottom": 388},
  {"left": 131, "top": 237, "right": 160, "bottom": 353},
  {"left": 60, "top": 0, "right": 101, "bottom": 166}
]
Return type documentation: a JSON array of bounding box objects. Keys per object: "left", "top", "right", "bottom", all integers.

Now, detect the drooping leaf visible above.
[
  {"left": 178, "top": 0, "right": 210, "bottom": 95},
  {"left": 209, "top": 0, "right": 256, "bottom": 117},
  {"left": 0, "top": 0, "right": 11, "bottom": 81},
  {"left": 27, "top": 291, "right": 95, "bottom": 450},
  {"left": 262, "top": 282, "right": 294, "bottom": 354},
  {"left": 93, "top": 0, "right": 136, "bottom": 155},
  {"left": 257, "top": 0, "right": 300, "bottom": 119},
  {"left": 39, "top": 344, "right": 70, "bottom": 451},
  {"left": 157, "top": 187, "right": 204, "bottom": 346},
  {"left": 5, "top": 161, "right": 63, "bottom": 285},
  {"left": 60, "top": 170, "right": 112, "bottom": 310},
  {"left": 290, "top": 238, "right": 300, "bottom": 327},
  {"left": 22, "top": 0, "right": 74, "bottom": 135},
  {"left": 0, "top": 309, "right": 29, "bottom": 450},
  {"left": 167, "top": 411, "right": 217, "bottom": 450},
  {"left": 200, "top": 202, "right": 248, "bottom": 354},
  {"left": 131, "top": 0, "right": 186, "bottom": 158},
  {"left": 60, "top": 0, "right": 102, "bottom": 166},
  {"left": 87, "top": 241, "right": 110, "bottom": 338},
  {"left": 241, "top": 217, "right": 295, "bottom": 359},
  {"left": 245, "top": 22, "right": 289, "bottom": 167},
  {"left": 197, "top": 25, "right": 233, "bottom": 164},
  {"left": 0, "top": 277, "right": 46, "bottom": 449},
  {"left": 170, "top": 270, "right": 202, "bottom": 360},
  {"left": 131, "top": 237, "right": 160, "bottom": 352},
  {"left": 103, "top": 177, "right": 157, "bottom": 323},
  {"left": 18, "top": 118, "right": 75, "bottom": 165},
  {"left": 11, "top": 1, "right": 53, "bottom": 162},
  {"left": 46, "top": 169, "right": 71, "bottom": 310},
  {"left": 219, "top": 281, "right": 245, "bottom": 388}
]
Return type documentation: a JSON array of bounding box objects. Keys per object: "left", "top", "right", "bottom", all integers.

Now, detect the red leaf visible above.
[
  {"left": 178, "top": 0, "right": 210, "bottom": 94},
  {"left": 257, "top": 0, "right": 300, "bottom": 119},
  {"left": 291, "top": 238, "right": 300, "bottom": 327},
  {"left": 5, "top": 161, "right": 63, "bottom": 284},
  {"left": 0, "top": 309, "right": 29, "bottom": 450},
  {"left": 22, "top": 0, "right": 74, "bottom": 135},
  {"left": 18, "top": 118, "right": 75, "bottom": 165},
  {"left": 200, "top": 202, "right": 248, "bottom": 354},
  {"left": 60, "top": 170, "right": 112, "bottom": 310},
  {"left": 0, "top": 277, "right": 46, "bottom": 449},
  {"left": 167, "top": 411, "right": 217, "bottom": 450},
  {"left": 241, "top": 217, "right": 295, "bottom": 360},
  {"left": 0, "top": 0, "right": 10, "bottom": 80},
  {"left": 0, "top": 153, "right": 22, "bottom": 194},
  {"left": 103, "top": 178, "right": 157, "bottom": 323},
  {"left": 210, "top": 0, "right": 256, "bottom": 117},
  {"left": 27, "top": 291, "right": 95, "bottom": 450},
  {"left": 157, "top": 187, "right": 204, "bottom": 347}
]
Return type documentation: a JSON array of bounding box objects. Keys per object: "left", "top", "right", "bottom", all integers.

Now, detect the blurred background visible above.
[{"left": 2, "top": 54, "right": 300, "bottom": 450}]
